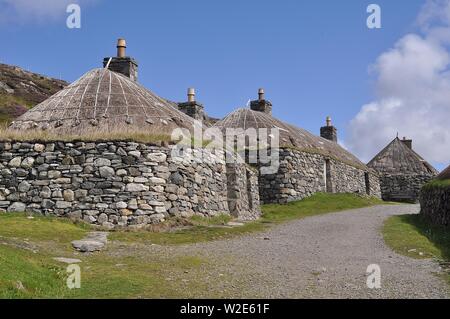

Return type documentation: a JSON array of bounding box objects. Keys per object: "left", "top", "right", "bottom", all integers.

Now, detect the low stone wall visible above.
[
  {"left": 420, "top": 183, "right": 450, "bottom": 227},
  {"left": 258, "top": 148, "right": 381, "bottom": 204},
  {"left": 379, "top": 174, "right": 435, "bottom": 203},
  {"left": 0, "top": 141, "right": 260, "bottom": 228}
]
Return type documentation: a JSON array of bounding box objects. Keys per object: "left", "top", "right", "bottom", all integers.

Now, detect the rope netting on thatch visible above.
[
  {"left": 368, "top": 137, "right": 438, "bottom": 175},
  {"left": 214, "top": 108, "right": 366, "bottom": 168},
  {"left": 9, "top": 68, "right": 198, "bottom": 135}
]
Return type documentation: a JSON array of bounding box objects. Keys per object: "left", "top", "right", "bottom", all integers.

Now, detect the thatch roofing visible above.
[
  {"left": 9, "top": 68, "right": 197, "bottom": 135},
  {"left": 368, "top": 137, "right": 437, "bottom": 175},
  {"left": 437, "top": 165, "right": 450, "bottom": 180},
  {"left": 214, "top": 108, "right": 367, "bottom": 168}
]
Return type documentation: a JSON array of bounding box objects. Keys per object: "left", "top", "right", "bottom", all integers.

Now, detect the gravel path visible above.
[{"left": 182, "top": 204, "right": 449, "bottom": 299}]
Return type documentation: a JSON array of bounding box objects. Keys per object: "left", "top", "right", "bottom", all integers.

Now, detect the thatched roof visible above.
[
  {"left": 437, "top": 165, "right": 450, "bottom": 180},
  {"left": 214, "top": 108, "right": 367, "bottom": 168},
  {"left": 9, "top": 68, "right": 197, "bottom": 135},
  {"left": 368, "top": 137, "right": 437, "bottom": 175}
]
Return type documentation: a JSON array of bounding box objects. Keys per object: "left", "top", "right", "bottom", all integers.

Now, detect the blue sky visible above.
[{"left": 2, "top": 0, "right": 448, "bottom": 170}]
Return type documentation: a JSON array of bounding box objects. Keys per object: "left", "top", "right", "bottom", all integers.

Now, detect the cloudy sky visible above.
[
  {"left": 348, "top": 0, "right": 450, "bottom": 168},
  {"left": 0, "top": 0, "right": 448, "bottom": 170}
]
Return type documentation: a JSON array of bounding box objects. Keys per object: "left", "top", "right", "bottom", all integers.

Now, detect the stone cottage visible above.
[
  {"left": 1, "top": 39, "right": 261, "bottom": 228},
  {"left": 214, "top": 90, "right": 381, "bottom": 204},
  {"left": 368, "top": 137, "right": 438, "bottom": 203},
  {"left": 420, "top": 165, "right": 450, "bottom": 227}
]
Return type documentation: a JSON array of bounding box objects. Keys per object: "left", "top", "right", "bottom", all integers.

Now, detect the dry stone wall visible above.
[
  {"left": 258, "top": 148, "right": 381, "bottom": 204},
  {"left": 420, "top": 184, "right": 450, "bottom": 227},
  {"left": 0, "top": 141, "right": 260, "bottom": 228},
  {"left": 379, "top": 174, "right": 435, "bottom": 203}
]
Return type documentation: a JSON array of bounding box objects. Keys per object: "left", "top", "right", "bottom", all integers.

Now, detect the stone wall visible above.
[
  {"left": 0, "top": 141, "right": 260, "bottom": 228},
  {"left": 226, "top": 162, "right": 261, "bottom": 220},
  {"left": 331, "top": 159, "right": 381, "bottom": 197},
  {"left": 420, "top": 184, "right": 450, "bottom": 227},
  {"left": 379, "top": 174, "right": 435, "bottom": 203},
  {"left": 258, "top": 148, "right": 381, "bottom": 204}
]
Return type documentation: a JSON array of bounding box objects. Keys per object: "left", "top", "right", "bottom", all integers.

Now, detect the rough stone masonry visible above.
[{"left": 0, "top": 141, "right": 260, "bottom": 228}]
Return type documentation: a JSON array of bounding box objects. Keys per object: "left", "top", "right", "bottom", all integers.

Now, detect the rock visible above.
[
  {"left": 63, "top": 190, "right": 75, "bottom": 202},
  {"left": 147, "top": 153, "right": 167, "bottom": 162},
  {"left": 97, "top": 213, "right": 108, "bottom": 224},
  {"left": 20, "top": 157, "right": 35, "bottom": 168},
  {"left": 18, "top": 181, "right": 31, "bottom": 193},
  {"left": 40, "top": 186, "right": 52, "bottom": 199},
  {"left": 94, "top": 158, "right": 111, "bottom": 167},
  {"left": 99, "top": 166, "right": 115, "bottom": 178},
  {"left": 150, "top": 213, "right": 165, "bottom": 222},
  {"left": 42, "top": 199, "right": 55, "bottom": 209},
  {"left": 47, "top": 170, "right": 62, "bottom": 179},
  {"left": 71, "top": 240, "right": 104, "bottom": 253},
  {"left": 116, "top": 169, "right": 128, "bottom": 177},
  {"left": 120, "top": 209, "right": 133, "bottom": 216},
  {"left": 7, "top": 202, "right": 26, "bottom": 212},
  {"left": 169, "top": 172, "right": 183, "bottom": 185},
  {"left": 9, "top": 157, "right": 22, "bottom": 168},
  {"left": 125, "top": 183, "right": 149, "bottom": 192},
  {"left": 56, "top": 201, "right": 72, "bottom": 209},
  {"left": 34, "top": 144, "right": 46, "bottom": 152},
  {"left": 129, "top": 151, "right": 141, "bottom": 158},
  {"left": 115, "top": 201, "right": 128, "bottom": 209},
  {"left": 227, "top": 221, "right": 244, "bottom": 227},
  {"left": 149, "top": 177, "right": 166, "bottom": 185},
  {"left": 68, "top": 210, "right": 82, "bottom": 220},
  {"left": 53, "top": 257, "right": 82, "bottom": 264}
]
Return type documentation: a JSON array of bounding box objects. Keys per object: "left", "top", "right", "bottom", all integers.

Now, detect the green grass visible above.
[
  {"left": 383, "top": 214, "right": 450, "bottom": 285},
  {"left": 112, "top": 193, "right": 386, "bottom": 245},
  {"left": 0, "top": 193, "right": 388, "bottom": 298},
  {"left": 262, "top": 193, "right": 385, "bottom": 224},
  {"left": 422, "top": 179, "right": 450, "bottom": 189},
  {"left": 0, "top": 213, "right": 89, "bottom": 243},
  {"left": 383, "top": 214, "right": 450, "bottom": 260}
]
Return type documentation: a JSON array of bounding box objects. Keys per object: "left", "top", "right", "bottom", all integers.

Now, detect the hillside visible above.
[{"left": 0, "top": 63, "right": 67, "bottom": 124}]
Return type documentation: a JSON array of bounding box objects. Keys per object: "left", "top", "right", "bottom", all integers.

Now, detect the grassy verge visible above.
[
  {"left": 111, "top": 193, "right": 386, "bottom": 245},
  {"left": 0, "top": 193, "right": 388, "bottom": 298},
  {"left": 382, "top": 214, "right": 450, "bottom": 284}
]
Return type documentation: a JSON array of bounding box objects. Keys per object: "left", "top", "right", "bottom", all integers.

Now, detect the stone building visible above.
[
  {"left": 420, "top": 165, "right": 450, "bottom": 227},
  {"left": 368, "top": 137, "right": 438, "bottom": 203},
  {"left": 214, "top": 90, "right": 381, "bottom": 204},
  {"left": 2, "top": 39, "right": 261, "bottom": 227}
]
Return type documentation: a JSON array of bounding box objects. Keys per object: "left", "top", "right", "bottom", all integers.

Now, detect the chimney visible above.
[
  {"left": 103, "top": 38, "right": 139, "bottom": 81},
  {"left": 250, "top": 88, "right": 272, "bottom": 115},
  {"left": 178, "top": 88, "right": 206, "bottom": 121},
  {"left": 401, "top": 137, "right": 413, "bottom": 150},
  {"left": 320, "top": 116, "right": 338, "bottom": 143}
]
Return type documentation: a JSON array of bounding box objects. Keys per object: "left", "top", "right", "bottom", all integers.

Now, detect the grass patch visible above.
[
  {"left": 262, "top": 193, "right": 385, "bottom": 224},
  {"left": 382, "top": 214, "right": 450, "bottom": 285},
  {"left": 0, "top": 125, "right": 174, "bottom": 144},
  {"left": 383, "top": 214, "right": 450, "bottom": 260},
  {"left": 0, "top": 245, "right": 69, "bottom": 298},
  {"left": 0, "top": 193, "right": 388, "bottom": 298},
  {"left": 422, "top": 179, "right": 450, "bottom": 189},
  {"left": 0, "top": 213, "right": 89, "bottom": 243},
  {"left": 0, "top": 241, "right": 211, "bottom": 298},
  {"left": 111, "top": 193, "right": 385, "bottom": 245}
]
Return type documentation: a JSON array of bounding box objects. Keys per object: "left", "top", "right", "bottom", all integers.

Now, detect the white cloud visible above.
[
  {"left": 347, "top": 0, "right": 450, "bottom": 167},
  {"left": 0, "top": 0, "right": 98, "bottom": 24}
]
